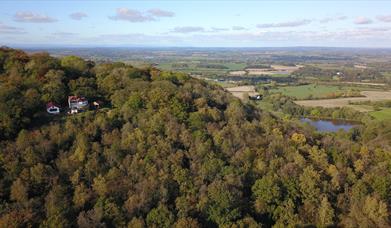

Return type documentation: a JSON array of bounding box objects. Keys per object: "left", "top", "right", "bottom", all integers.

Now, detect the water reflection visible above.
[{"left": 301, "top": 118, "right": 356, "bottom": 132}]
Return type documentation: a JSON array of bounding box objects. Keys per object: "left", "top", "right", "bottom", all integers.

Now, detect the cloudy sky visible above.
[{"left": 1, "top": 0, "right": 391, "bottom": 47}]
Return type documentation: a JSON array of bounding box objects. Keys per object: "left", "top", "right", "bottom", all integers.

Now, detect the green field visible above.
[
  {"left": 267, "top": 73, "right": 292, "bottom": 78},
  {"left": 271, "top": 84, "right": 363, "bottom": 100},
  {"left": 207, "top": 80, "right": 237, "bottom": 88},
  {"left": 369, "top": 108, "right": 391, "bottom": 121},
  {"left": 157, "top": 61, "right": 246, "bottom": 75},
  {"left": 221, "top": 62, "right": 247, "bottom": 70},
  {"left": 382, "top": 72, "right": 391, "bottom": 78}
]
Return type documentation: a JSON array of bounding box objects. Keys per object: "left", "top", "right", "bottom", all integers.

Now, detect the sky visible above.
[{"left": 1, "top": 0, "right": 391, "bottom": 47}]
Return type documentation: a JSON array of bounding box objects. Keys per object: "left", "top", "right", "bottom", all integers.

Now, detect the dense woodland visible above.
[{"left": 0, "top": 47, "right": 391, "bottom": 227}]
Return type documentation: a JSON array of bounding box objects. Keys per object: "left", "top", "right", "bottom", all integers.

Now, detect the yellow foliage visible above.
[
  {"left": 354, "top": 159, "right": 365, "bottom": 173},
  {"left": 291, "top": 133, "right": 306, "bottom": 145}
]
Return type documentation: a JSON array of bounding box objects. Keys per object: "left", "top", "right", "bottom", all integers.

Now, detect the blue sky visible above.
[{"left": 1, "top": 1, "right": 391, "bottom": 47}]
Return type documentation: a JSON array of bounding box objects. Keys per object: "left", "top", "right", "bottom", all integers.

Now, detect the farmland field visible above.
[
  {"left": 295, "top": 90, "right": 391, "bottom": 109},
  {"left": 369, "top": 108, "right": 391, "bottom": 121},
  {"left": 243, "top": 64, "right": 301, "bottom": 76},
  {"left": 158, "top": 61, "right": 247, "bottom": 75},
  {"left": 382, "top": 72, "right": 391, "bottom": 78},
  {"left": 271, "top": 84, "right": 364, "bottom": 99},
  {"left": 226, "top": 85, "right": 259, "bottom": 100}
]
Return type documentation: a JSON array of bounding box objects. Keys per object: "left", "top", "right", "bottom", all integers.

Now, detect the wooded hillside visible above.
[{"left": 0, "top": 47, "right": 390, "bottom": 227}]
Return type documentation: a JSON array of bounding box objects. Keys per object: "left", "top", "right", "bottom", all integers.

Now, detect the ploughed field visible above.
[
  {"left": 295, "top": 90, "right": 391, "bottom": 109},
  {"left": 229, "top": 64, "right": 301, "bottom": 76},
  {"left": 226, "top": 85, "right": 258, "bottom": 100}
]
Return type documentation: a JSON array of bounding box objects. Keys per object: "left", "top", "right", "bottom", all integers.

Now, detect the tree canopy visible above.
[{"left": 0, "top": 47, "right": 390, "bottom": 227}]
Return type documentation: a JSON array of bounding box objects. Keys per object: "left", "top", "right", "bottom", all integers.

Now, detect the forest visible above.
[{"left": 0, "top": 47, "right": 391, "bottom": 227}]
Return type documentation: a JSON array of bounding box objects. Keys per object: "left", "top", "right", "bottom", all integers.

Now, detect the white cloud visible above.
[
  {"left": 319, "top": 15, "right": 347, "bottom": 23},
  {"left": 354, "top": 17, "right": 373, "bottom": 25},
  {"left": 232, "top": 26, "right": 247, "bottom": 31},
  {"left": 6, "top": 27, "right": 391, "bottom": 47},
  {"left": 377, "top": 15, "right": 391, "bottom": 23},
  {"left": 109, "top": 8, "right": 175, "bottom": 22},
  {"left": 257, "top": 19, "right": 311, "bottom": 28},
  {"left": 70, "top": 12, "right": 88, "bottom": 20},
  {"left": 210, "top": 27, "right": 229, "bottom": 32},
  {"left": 14, "top": 11, "right": 57, "bottom": 23},
  {"left": 171, "top": 26, "right": 205, "bottom": 33},
  {"left": 109, "top": 8, "right": 154, "bottom": 22},
  {"left": 0, "top": 22, "right": 25, "bottom": 34},
  {"left": 147, "top": 9, "right": 174, "bottom": 17},
  {"left": 169, "top": 26, "right": 230, "bottom": 34},
  {"left": 52, "top": 32, "right": 78, "bottom": 36}
]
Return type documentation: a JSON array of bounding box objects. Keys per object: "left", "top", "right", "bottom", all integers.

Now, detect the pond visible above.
[{"left": 300, "top": 118, "right": 357, "bottom": 132}]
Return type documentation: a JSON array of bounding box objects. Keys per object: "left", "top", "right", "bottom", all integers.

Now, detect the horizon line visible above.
[{"left": 6, "top": 45, "right": 391, "bottom": 50}]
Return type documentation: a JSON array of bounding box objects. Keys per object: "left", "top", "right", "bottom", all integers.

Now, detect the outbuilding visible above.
[
  {"left": 249, "top": 95, "right": 262, "bottom": 100},
  {"left": 46, "top": 102, "right": 60, "bottom": 114}
]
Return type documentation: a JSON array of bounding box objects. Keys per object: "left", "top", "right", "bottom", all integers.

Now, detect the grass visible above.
[
  {"left": 347, "top": 105, "right": 374, "bottom": 112},
  {"left": 369, "top": 108, "right": 391, "bottom": 121},
  {"left": 382, "top": 72, "right": 391, "bottom": 78},
  {"left": 222, "top": 63, "right": 247, "bottom": 71},
  {"left": 271, "top": 84, "right": 363, "bottom": 100},
  {"left": 267, "top": 73, "right": 291, "bottom": 78},
  {"left": 207, "top": 80, "right": 237, "bottom": 88},
  {"left": 158, "top": 61, "right": 246, "bottom": 71}
]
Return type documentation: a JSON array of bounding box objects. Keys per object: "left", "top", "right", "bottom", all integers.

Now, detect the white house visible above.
[
  {"left": 46, "top": 102, "right": 60, "bottom": 114},
  {"left": 68, "top": 96, "right": 88, "bottom": 110}
]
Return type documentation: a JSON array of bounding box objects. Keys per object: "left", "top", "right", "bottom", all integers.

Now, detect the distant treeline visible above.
[
  {"left": 196, "top": 63, "right": 229, "bottom": 69},
  {"left": 293, "top": 65, "right": 385, "bottom": 82},
  {"left": 245, "top": 64, "right": 271, "bottom": 69},
  {"left": 171, "top": 63, "right": 189, "bottom": 68}
]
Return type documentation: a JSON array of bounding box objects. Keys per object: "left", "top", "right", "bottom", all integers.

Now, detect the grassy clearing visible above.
[
  {"left": 369, "top": 108, "right": 391, "bottom": 121},
  {"left": 271, "top": 84, "right": 361, "bottom": 99},
  {"left": 347, "top": 105, "right": 374, "bottom": 112}
]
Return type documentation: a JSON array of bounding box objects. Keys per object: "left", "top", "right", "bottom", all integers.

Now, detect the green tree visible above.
[
  {"left": 60, "top": 56, "right": 88, "bottom": 75},
  {"left": 146, "top": 204, "right": 175, "bottom": 228},
  {"left": 10, "top": 178, "right": 28, "bottom": 203},
  {"left": 252, "top": 174, "right": 281, "bottom": 214},
  {"left": 317, "top": 196, "right": 334, "bottom": 227},
  {"left": 203, "top": 181, "right": 242, "bottom": 226}
]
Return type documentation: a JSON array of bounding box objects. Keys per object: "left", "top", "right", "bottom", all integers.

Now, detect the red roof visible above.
[
  {"left": 68, "top": 96, "right": 86, "bottom": 102},
  {"left": 46, "top": 102, "right": 58, "bottom": 109}
]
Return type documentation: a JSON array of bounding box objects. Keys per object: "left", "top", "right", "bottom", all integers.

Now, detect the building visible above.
[
  {"left": 92, "top": 101, "right": 102, "bottom": 110},
  {"left": 68, "top": 96, "right": 88, "bottom": 110},
  {"left": 249, "top": 95, "right": 262, "bottom": 100},
  {"left": 69, "top": 107, "right": 79, "bottom": 114},
  {"left": 46, "top": 102, "right": 60, "bottom": 114}
]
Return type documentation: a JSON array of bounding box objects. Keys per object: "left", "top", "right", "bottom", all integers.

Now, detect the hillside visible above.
[{"left": 0, "top": 47, "right": 390, "bottom": 227}]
